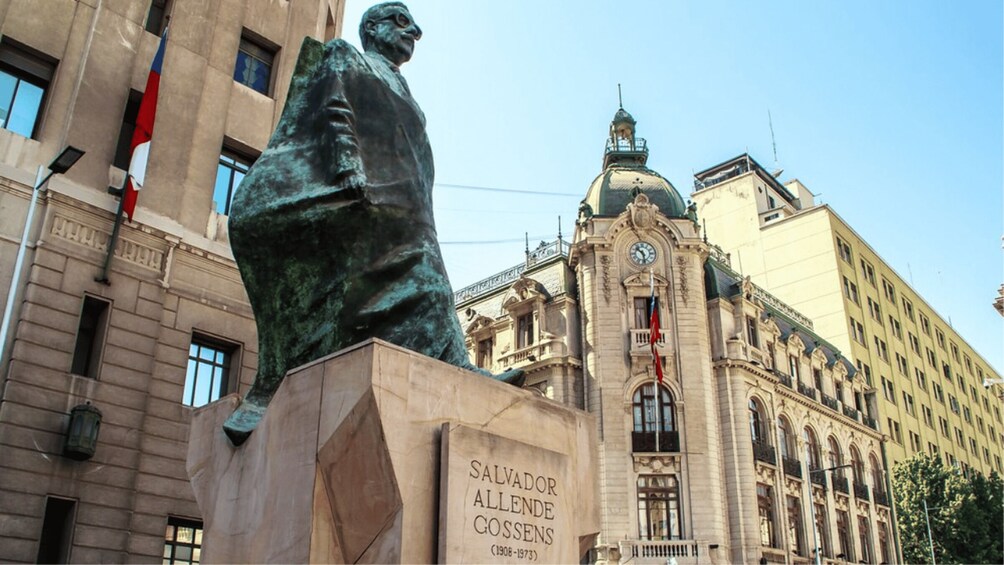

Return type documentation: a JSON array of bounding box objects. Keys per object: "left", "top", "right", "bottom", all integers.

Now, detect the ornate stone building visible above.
[
  {"left": 455, "top": 110, "right": 895, "bottom": 564},
  {"left": 0, "top": 1, "right": 344, "bottom": 562}
]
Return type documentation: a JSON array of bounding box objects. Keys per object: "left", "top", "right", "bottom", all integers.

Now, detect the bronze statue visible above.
[{"left": 223, "top": 2, "right": 522, "bottom": 445}]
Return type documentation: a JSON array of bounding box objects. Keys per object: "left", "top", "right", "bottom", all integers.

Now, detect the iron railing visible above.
[
  {"left": 753, "top": 440, "right": 777, "bottom": 465},
  {"left": 853, "top": 481, "right": 871, "bottom": 501},
  {"left": 821, "top": 393, "right": 839, "bottom": 411},
  {"left": 777, "top": 372, "right": 793, "bottom": 388},
  {"left": 632, "top": 430, "right": 680, "bottom": 453},
  {"left": 783, "top": 456, "right": 803, "bottom": 478},
  {"left": 798, "top": 382, "right": 817, "bottom": 400},
  {"left": 809, "top": 469, "right": 827, "bottom": 490},
  {"left": 873, "top": 489, "right": 889, "bottom": 507},
  {"left": 842, "top": 405, "right": 860, "bottom": 420},
  {"left": 833, "top": 475, "right": 849, "bottom": 494}
]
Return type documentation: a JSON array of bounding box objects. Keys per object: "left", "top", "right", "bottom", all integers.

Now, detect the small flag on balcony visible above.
[
  {"left": 649, "top": 272, "right": 664, "bottom": 383},
  {"left": 122, "top": 28, "right": 168, "bottom": 221}
]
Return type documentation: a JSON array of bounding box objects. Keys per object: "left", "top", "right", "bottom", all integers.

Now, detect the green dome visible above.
[{"left": 581, "top": 165, "right": 687, "bottom": 218}]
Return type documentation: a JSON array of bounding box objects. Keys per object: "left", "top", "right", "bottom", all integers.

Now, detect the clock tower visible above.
[{"left": 569, "top": 107, "right": 726, "bottom": 559}]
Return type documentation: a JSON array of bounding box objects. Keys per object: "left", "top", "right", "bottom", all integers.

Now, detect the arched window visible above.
[
  {"left": 850, "top": 445, "right": 864, "bottom": 484},
  {"left": 803, "top": 427, "right": 821, "bottom": 470},
  {"left": 777, "top": 416, "right": 795, "bottom": 460},
  {"left": 749, "top": 398, "right": 767, "bottom": 444},
  {"left": 828, "top": 436, "right": 843, "bottom": 469},
  {"left": 869, "top": 452, "right": 884, "bottom": 492},
  {"left": 632, "top": 384, "right": 677, "bottom": 452}
]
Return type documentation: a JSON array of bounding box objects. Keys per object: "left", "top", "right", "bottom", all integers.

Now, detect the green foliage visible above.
[{"left": 892, "top": 453, "right": 1003, "bottom": 564}]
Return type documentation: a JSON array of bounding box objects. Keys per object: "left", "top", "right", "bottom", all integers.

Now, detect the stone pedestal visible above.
[{"left": 187, "top": 339, "right": 599, "bottom": 563}]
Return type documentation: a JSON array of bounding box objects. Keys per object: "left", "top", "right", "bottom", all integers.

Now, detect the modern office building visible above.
[
  {"left": 692, "top": 154, "right": 1004, "bottom": 477},
  {"left": 454, "top": 110, "right": 895, "bottom": 564},
  {"left": 0, "top": 1, "right": 344, "bottom": 561}
]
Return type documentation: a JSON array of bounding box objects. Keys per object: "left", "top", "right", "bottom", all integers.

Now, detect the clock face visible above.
[{"left": 630, "top": 241, "right": 657, "bottom": 266}]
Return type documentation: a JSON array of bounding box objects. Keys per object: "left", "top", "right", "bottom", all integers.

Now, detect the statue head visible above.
[{"left": 359, "top": 2, "right": 422, "bottom": 66}]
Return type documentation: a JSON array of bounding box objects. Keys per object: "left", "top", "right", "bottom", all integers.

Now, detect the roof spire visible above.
[{"left": 618, "top": 83, "right": 623, "bottom": 109}]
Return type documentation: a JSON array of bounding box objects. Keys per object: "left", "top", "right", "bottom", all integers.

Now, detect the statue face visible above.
[{"left": 366, "top": 6, "right": 422, "bottom": 66}]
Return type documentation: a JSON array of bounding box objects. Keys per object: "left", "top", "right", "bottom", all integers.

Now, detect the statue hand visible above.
[{"left": 332, "top": 169, "right": 370, "bottom": 203}]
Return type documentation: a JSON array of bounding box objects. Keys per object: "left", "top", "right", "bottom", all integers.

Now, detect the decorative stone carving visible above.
[{"left": 627, "top": 192, "right": 657, "bottom": 230}]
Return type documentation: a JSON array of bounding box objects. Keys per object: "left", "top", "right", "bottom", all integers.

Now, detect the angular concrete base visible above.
[{"left": 187, "top": 339, "right": 599, "bottom": 563}]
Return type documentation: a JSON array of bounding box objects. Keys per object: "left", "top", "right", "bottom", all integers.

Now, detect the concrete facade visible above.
[
  {"left": 0, "top": 1, "right": 344, "bottom": 562},
  {"left": 692, "top": 155, "right": 1003, "bottom": 477},
  {"left": 454, "top": 117, "right": 893, "bottom": 564}
]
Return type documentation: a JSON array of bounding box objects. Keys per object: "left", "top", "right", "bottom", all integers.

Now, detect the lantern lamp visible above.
[{"left": 64, "top": 402, "right": 102, "bottom": 460}]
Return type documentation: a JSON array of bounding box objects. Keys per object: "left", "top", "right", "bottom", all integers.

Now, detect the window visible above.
[
  {"left": 909, "top": 430, "right": 922, "bottom": 452},
  {"left": 857, "top": 516, "right": 873, "bottom": 564},
  {"left": 872, "top": 337, "right": 888, "bottom": 361},
  {"left": 895, "top": 353, "right": 908, "bottom": 375},
  {"left": 749, "top": 397, "right": 768, "bottom": 445},
  {"left": 777, "top": 417, "right": 796, "bottom": 460},
  {"left": 70, "top": 295, "right": 111, "bottom": 378},
  {"left": 633, "top": 297, "right": 652, "bottom": 329},
  {"left": 37, "top": 496, "right": 76, "bottom": 564},
  {"left": 184, "top": 335, "right": 237, "bottom": 407},
  {"left": 789, "top": 355, "right": 801, "bottom": 381},
  {"left": 969, "top": 437, "right": 978, "bottom": 455},
  {"left": 887, "top": 419, "right": 902, "bottom": 444},
  {"left": 881, "top": 277, "right": 896, "bottom": 302},
  {"left": 814, "top": 503, "right": 831, "bottom": 559},
  {"left": 836, "top": 510, "right": 853, "bottom": 561},
  {"left": 948, "top": 394, "right": 960, "bottom": 415},
  {"left": 902, "top": 391, "right": 915, "bottom": 416},
  {"left": 954, "top": 427, "right": 964, "bottom": 446},
  {"left": 881, "top": 377, "right": 895, "bottom": 403},
  {"left": 632, "top": 384, "right": 676, "bottom": 452},
  {"left": 757, "top": 483, "right": 777, "bottom": 547},
  {"left": 786, "top": 496, "right": 805, "bottom": 556},
  {"left": 813, "top": 368, "right": 824, "bottom": 392},
  {"left": 942, "top": 363, "right": 952, "bottom": 382},
  {"left": 113, "top": 89, "right": 143, "bottom": 169},
  {"left": 926, "top": 347, "right": 937, "bottom": 367},
  {"left": 836, "top": 237, "right": 852, "bottom": 263},
  {"left": 902, "top": 298, "right": 915, "bottom": 321},
  {"left": 920, "top": 313, "right": 931, "bottom": 335},
  {"left": 939, "top": 416, "right": 950, "bottom": 437},
  {"left": 860, "top": 258, "right": 876, "bottom": 286},
  {"left": 950, "top": 342, "right": 960, "bottom": 363},
  {"left": 908, "top": 332, "right": 920, "bottom": 354},
  {"left": 803, "top": 427, "right": 821, "bottom": 470},
  {"left": 234, "top": 32, "right": 275, "bottom": 95},
  {"left": 637, "top": 475, "right": 681, "bottom": 540},
  {"left": 746, "top": 315, "right": 759, "bottom": 348},
  {"left": 928, "top": 442, "right": 939, "bottom": 455},
  {"left": 964, "top": 355, "right": 972, "bottom": 374},
  {"left": 856, "top": 360, "right": 873, "bottom": 386},
  {"left": 213, "top": 147, "right": 254, "bottom": 215},
  {"left": 850, "top": 317, "right": 865, "bottom": 344},
  {"left": 922, "top": 405, "right": 933, "bottom": 427},
  {"left": 145, "top": 0, "right": 173, "bottom": 36},
  {"left": 889, "top": 315, "right": 902, "bottom": 339},
  {"left": 878, "top": 521, "right": 891, "bottom": 564},
  {"left": 936, "top": 328, "right": 945, "bottom": 349},
  {"left": 867, "top": 297, "right": 882, "bottom": 321},
  {"left": 0, "top": 38, "right": 55, "bottom": 139},
  {"left": 933, "top": 383, "right": 944, "bottom": 403},
  {"left": 827, "top": 436, "right": 844, "bottom": 476},
  {"left": 977, "top": 415, "right": 984, "bottom": 433},
  {"left": 962, "top": 405, "right": 971, "bottom": 423},
  {"left": 164, "top": 517, "right": 203, "bottom": 564},
  {"left": 475, "top": 337, "right": 493, "bottom": 369},
  {"left": 516, "top": 313, "right": 534, "bottom": 349},
  {"left": 842, "top": 276, "right": 859, "bottom": 304}
]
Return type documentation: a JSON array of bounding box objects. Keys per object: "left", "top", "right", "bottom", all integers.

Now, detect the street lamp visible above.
[
  {"left": 923, "top": 499, "right": 943, "bottom": 565},
  {"left": 808, "top": 464, "right": 852, "bottom": 565},
  {"left": 0, "top": 146, "right": 85, "bottom": 365}
]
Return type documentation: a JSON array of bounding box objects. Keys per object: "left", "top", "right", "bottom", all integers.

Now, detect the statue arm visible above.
[{"left": 321, "top": 44, "right": 369, "bottom": 202}]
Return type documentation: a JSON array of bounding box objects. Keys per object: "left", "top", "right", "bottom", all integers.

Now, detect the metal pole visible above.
[
  {"left": 95, "top": 185, "right": 127, "bottom": 284},
  {"left": 923, "top": 499, "right": 936, "bottom": 565},
  {"left": 806, "top": 467, "right": 822, "bottom": 565},
  {"left": 0, "top": 165, "right": 51, "bottom": 367}
]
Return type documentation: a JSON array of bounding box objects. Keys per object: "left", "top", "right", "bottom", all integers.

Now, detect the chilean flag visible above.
[
  {"left": 649, "top": 272, "right": 664, "bottom": 383},
  {"left": 123, "top": 29, "right": 167, "bottom": 221}
]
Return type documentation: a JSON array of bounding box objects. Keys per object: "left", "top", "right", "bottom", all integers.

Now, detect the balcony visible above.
[
  {"left": 873, "top": 489, "right": 890, "bottom": 507},
  {"left": 632, "top": 430, "right": 680, "bottom": 453},
  {"left": 832, "top": 475, "right": 849, "bottom": 495},
  {"left": 821, "top": 393, "right": 839, "bottom": 411},
  {"left": 753, "top": 440, "right": 777, "bottom": 465},
  {"left": 797, "top": 382, "right": 817, "bottom": 400},
  {"left": 853, "top": 481, "right": 870, "bottom": 501},
  {"left": 782, "top": 456, "right": 803, "bottom": 478},
  {"left": 777, "top": 372, "right": 793, "bottom": 388},
  {"left": 863, "top": 416, "right": 878, "bottom": 430},
  {"left": 842, "top": 405, "right": 860, "bottom": 420},
  {"left": 620, "top": 540, "right": 702, "bottom": 561},
  {"left": 605, "top": 137, "right": 648, "bottom": 155},
  {"left": 630, "top": 329, "right": 668, "bottom": 354},
  {"left": 809, "top": 469, "right": 827, "bottom": 490}
]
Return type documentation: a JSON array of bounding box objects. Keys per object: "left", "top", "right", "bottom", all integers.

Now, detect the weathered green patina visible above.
[{"left": 223, "top": 2, "right": 522, "bottom": 445}]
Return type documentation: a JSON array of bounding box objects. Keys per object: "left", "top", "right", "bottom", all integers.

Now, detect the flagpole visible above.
[
  {"left": 651, "top": 268, "right": 661, "bottom": 453},
  {"left": 95, "top": 185, "right": 126, "bottom": 285}
]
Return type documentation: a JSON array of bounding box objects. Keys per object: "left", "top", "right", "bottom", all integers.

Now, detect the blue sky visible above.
[{"left": 342, "top": 0, "right": 1003, "bottom": 371}]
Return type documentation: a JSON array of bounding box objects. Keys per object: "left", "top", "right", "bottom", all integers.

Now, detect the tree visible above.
[{"left": 891, "top": 453, "right": 1003, "bottom": 564}]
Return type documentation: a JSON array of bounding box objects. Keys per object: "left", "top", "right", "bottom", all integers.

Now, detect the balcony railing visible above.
[
  {"left": 821, "top": 393, "right": 839, "bottom": 411},
  {"left": 809, "top": 469, "right": 827, "bottom": 490},
  {"left": 833, "top": 475, "right": 849, "bottom": 495},
  {"left": 605, "top": 137, "right": 649, "bottom": 154},
  {"left": 842, "top": 405, "right": 860, "bottom": 420},
  {"left": 620, "top": 540, "right": 701, "bottom": 560},
  {"left": 632, "top": 430, "right": 680, "bottom": 453},
  {"left": 782, "top": 456, "right": 803, "bottom": 478},
  {"left": 853, "top": 481, "right": 870, "bottom": 501},
  {"left": 873, "top": 489, "right": 890, "bottom": 507},
  {"left": 753, "top": 440, "right": 777, "bottom": 465},
  {"left": 863, "top": 416, "right": 878, "bottom": 430},
  {"left": 630, "top": 329, "right": 667, "bottom": 352},
  {"left": 797, "top": 382, "right": 817, "bottom": 400},
  {"left": 777, "top": 372, "right": 793, "bottom": 388}
]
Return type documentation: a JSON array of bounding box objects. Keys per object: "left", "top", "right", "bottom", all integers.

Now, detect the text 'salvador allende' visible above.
[{"left": 469, "top": 460, "right": 557, "bottom": 545}]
